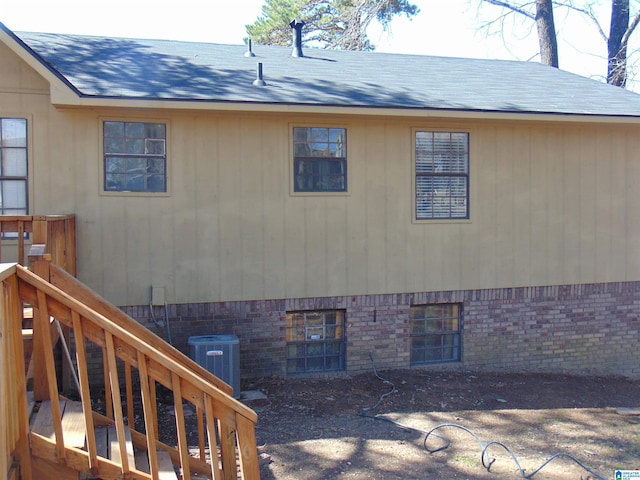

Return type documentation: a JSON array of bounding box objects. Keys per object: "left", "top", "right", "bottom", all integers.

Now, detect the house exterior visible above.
[{"left": 1, "top": 21, "right": 639, "bottom": 380}]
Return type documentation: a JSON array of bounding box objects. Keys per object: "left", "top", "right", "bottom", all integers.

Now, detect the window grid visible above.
[
  {"left": 415, "top": 131, "right": 469, "bottom": 220},
  {"left": 286, "top": 310, "right": 346, "bottom": 373},
  {"left": 410, "top": 304, "right": 462, "bottom": 365},
  {"left": 104, "top": 121, "right": 166, "bottom": 192},
  {"left": 293, "top": 127, "right": 347, "bottom": 192},
  {"left": 0, "top": 119, "right": 28, "bottom": 239}
]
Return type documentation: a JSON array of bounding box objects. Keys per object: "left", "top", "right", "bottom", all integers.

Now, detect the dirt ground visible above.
[{"left": 238, "top": 369, "right": 640, "bottom": 480}]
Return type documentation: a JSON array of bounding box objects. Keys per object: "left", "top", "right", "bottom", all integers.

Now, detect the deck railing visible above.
[
  {"left": 0, "top": 214, "right": 75, "bottom": 480},
  {"left": 0, "top": 215, "right": 76, "bottom": 275}
]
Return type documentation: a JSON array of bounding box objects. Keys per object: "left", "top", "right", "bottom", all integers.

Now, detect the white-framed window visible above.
[
  {"left": 293, "top": 127, "right": 347, "bottom": 193},
  {"left": 286, "top": 310, "right": 346, "bottom": 373},
  {"left": 103, "top": 121, "right": 166, "bottom": 193},
  {"left": 415, "top": 131, "right": 469, "bottom": 220},
  {"left": 0, "top": 118, "right": 28, "bottom": 217},
  {"left": 410, "top": 303, "right": 462, "bottom": 365}
]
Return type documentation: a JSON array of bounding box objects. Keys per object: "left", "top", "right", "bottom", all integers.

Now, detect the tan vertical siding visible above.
[
  {"left": 594, "top": 128, "right": 614, "bottom": 281},
  {"left": 529, "top": 128, "right": 549, "bottom": 286},
  {"left": 172, "top": 118, "right": 198, "bottom": 303},
  {"left": 261, "top": 121, "right": 287, "bottom": 298},
  {"left": 216, "top": 117, "right": 243, "bottom": 301},
  {"left": 546, "top": 128, "right": 565, "bottom": 283},
  {"left": 493, "top": 125, "right": 517, "bottom": 287},
  {"left": 100, "top": 198, "right": 127, "bottom": 302},
  {"left": 194, "top": 116, "right": 221, "bottom": 301},
  {"left": 325, "top": 196, "right": 349, "bottom": 297},
  {"left": 0, "top": 42, "right": 48, "bottom": 93},
  {"left": 44, "top": 117, "right": 640, "bottom": 305},
  {"left": 303, "top": 197, "right": 327, "bottom": 296},
  {"left": 561, "top": 127, "right": 581, "bottom": 283},
  {"left": 239, "top": 119, "right": 265, "bottom": 300},
  {"left": 384, "top": 123, "right": 409, "bottom": 293},
  {"left": 625, "top": 131, "right": 640, "bottom": 276},
  {"left": 345, "top": 123, "right": 368, "bottom": 295},
  {"left": 578, "top": 129, "right": 597, "bottom": 282},
  {"left": 470, "top": 126, "right": 496, "bottom": 289},
  {"left": 363, "top": 124, "right": 387, "bottom": 293},
  {"left": 609, "top": 129, "right": 629, "bottom": 279}
]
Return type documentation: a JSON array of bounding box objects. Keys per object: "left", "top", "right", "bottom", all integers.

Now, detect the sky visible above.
[{"left": 0, "top": 0, "right": 632, "bottom": 91}]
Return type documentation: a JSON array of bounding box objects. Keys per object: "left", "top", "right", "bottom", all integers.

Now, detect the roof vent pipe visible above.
[
  {"left": 253, "top": 62, "right": 267, "bottom": 87},
  {"left": 290, "top": 19, "right": 305, "bottom": 58},
  {"left": 244, "top": 39, "right": 256, "bottom": 57}
]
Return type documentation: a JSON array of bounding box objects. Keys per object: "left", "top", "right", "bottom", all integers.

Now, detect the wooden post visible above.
[
  {"left": 64, "top": 217, "right": 77, "bottom": 276},
  {"left": 27, "top": 246, "right": 50, "bottom": 278},
  {"left": 31, "top": 217, "right": 47, "bottom": 246},
  {"left": 28, "top": 251, "right": 52, "bottom": 401},
  {"left": 17, "top": 220, "right": 24, "bottom": 266}
]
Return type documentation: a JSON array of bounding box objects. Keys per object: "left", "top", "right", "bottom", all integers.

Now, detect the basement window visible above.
[
  {"left": 103, "top": 121, "right": 166, "bottom": 193},
  {"left": 286, "top": 310, "right": 345, "bottom": 373},
  {"left": 410, "top": 304, "right": 462, "bottom": 365},
  {"left": 293, "top": 127, "right": 347, "bottom": 193}
]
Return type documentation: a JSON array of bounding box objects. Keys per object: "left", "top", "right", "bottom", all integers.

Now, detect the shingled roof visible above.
[{"left": 5, "top": 23, "right": 640, "bottom": 118}]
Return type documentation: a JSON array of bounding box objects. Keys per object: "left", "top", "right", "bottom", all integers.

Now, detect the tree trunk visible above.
[
  {"left": 535, "top": 0, "right": 559, "bottom": 67},
  {"left": 608, "top": 0, "right": 630, "bottom": 87}
]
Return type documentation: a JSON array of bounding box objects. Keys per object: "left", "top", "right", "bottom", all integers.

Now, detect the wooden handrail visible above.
[
  {"left": 2, "top": 260, "right": 259, "bottom": 480},
  {"left": 45, "top": 262, "right": 234, "bottom": 396}
]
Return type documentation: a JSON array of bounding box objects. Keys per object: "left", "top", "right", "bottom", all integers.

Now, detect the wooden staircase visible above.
[
  {"left": 1, "top": 244, "right": 260, "bottom": 479},
  {"left": 30, "top": 400, "right": 178, "bottom": 479}
]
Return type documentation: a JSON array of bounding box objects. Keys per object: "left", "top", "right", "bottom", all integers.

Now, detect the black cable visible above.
[
  {"left": 359, "top": 351, "right": 397, "bottom": 416},
  {"left": 360, "top": 352, "right": 607, "bottom": 480}
]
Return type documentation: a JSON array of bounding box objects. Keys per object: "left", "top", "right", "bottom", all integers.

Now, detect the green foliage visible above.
[{"left": 245, "top": 0, "right": 419, "bottom": 51}]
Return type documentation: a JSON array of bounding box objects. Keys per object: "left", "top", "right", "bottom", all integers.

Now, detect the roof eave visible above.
[{"left": 48, "top": 93, "right": 640, "bottom": 125}]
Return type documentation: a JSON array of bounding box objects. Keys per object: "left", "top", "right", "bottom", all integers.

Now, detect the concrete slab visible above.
[{"left": 241, "top": 390, "right": 267, "bottom": 401}]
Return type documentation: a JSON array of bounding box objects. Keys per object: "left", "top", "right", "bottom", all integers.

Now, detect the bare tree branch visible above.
[
  {"left": 482, "top": 0, "right": 536, "bottom": 19},
  {"left": 561, "top": 2, "right": 609, "bottom": 42},
  {"left": 478, "top": 0, "right": 640, "bottom": 88},
  {"left": 622, "top": 9, "right": 640, "bottom": 45}
]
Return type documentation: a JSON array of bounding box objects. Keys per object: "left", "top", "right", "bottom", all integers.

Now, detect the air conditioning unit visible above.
[{"left": 188, "top": 335, "right": 240, "bottom": 398}]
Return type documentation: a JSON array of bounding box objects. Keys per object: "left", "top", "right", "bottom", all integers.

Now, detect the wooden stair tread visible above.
[
  {"left": 31, "top": 400, "right": 86, "bottom": 448},
  {"left": 134, "top": 448, "right": 178, "bottom": 480},
  {"left": 93, "top": 426, "right": 108, "bottom": 459},
  {"left": 156, "top": 449, "right": 179, "bottom": 480},
  {"left": 134, "top": 448, "right": 150, "bottom": 473},
  {"left": 60, "top": 400, "right": 86, "bottom": 448},
  {"left": 30, "top": 400, "right": 57, "bottom": 438},
  {"left": 107, "top": 425, "right": 135, "bottom": 469}
]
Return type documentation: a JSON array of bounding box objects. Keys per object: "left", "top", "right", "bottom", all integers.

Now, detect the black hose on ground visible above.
[{"left": 359, "top": 352, "right": 607, "bottom": 480}]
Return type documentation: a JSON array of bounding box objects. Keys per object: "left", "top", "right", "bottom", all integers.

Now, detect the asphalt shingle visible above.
[{"left": 10, "top": 29, "right": 640, "bottom": 117}]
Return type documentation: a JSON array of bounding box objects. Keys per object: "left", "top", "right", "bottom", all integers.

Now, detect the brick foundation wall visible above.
[{"left": 120, "top": 281, "right": 640, "bottom": 382}]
